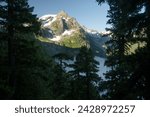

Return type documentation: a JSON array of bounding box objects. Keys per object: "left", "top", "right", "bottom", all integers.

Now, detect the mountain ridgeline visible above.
[{"left": 38, "top": 11, "right": 109, "bottom": 57}]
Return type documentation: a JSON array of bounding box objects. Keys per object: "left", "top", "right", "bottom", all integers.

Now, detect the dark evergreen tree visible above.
[
  {"left": 1, "top": 0, "right": 39, "bottom": 78},
  {"left": 0, "top": 0, "right": 44, "bottom": 99},
  {"left": 13, "top": 33, "right": 53, "bottom": 99},
  {"left": 120, "top": 0, "right": 150, "bottom": 99},
  {"left": 47, "top": 53, "right": 72, "bottom": 99},
  {"left": 48, "top": 63, "right": 70, "bottom": 99},
  {"left": 69, "top": 46, "right": 100, "bottom": 99},
  {"left": 96, "top": 0, "right": 131, "bottom": 99},
  {"left": 96, "top": 0, "right": 150, "bottom": 99},
  {"left": 53, "top": 53, "right": 71, "bottom": 69}
]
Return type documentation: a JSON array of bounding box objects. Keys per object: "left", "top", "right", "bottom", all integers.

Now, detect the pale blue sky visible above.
[{"left": 29, "top": 0, "right": 109, "bottom": 32}]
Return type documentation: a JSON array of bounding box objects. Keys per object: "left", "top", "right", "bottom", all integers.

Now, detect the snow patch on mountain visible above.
[
  {"left": 81, "top": 26, "right": 102, "bottom": 39},
  {"left": 39, "top": 14, "right": 56, "bottom": 20},
  {"left": 60, "top": 16, "right": 70, "bottom": 21},
  {"left": 39, "top": 14, "right": 57, "bottom": 27},
  {"left": 51, "top": 36, "right": 61, "bottom": 41},
  {"left": 100, "top": 31, "right": 111, "bottom": 35},
  {"left": 86, "top": 29, "right": 99, "bottom": 35},
  {"left": 50, "top": 29, "right": 76, "bottom": 41},
  {"left": 66, "top": 18, "right": 70, "bottom": 22},
  {"left": 62, "top": 29, "right": 75, "bottom": 36}
]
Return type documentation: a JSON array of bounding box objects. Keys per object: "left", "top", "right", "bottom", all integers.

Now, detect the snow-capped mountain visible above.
[
  {"left": 38, "top": 11, "right": 110, "bottom": 57},
  {"left": 39, "top": 11, "right": 81, "bottom": 38}
]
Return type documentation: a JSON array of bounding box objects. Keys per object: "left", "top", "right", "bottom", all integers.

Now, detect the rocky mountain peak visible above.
[
  {"left": 57, "top": 10, "right": 68, "bottom": 18},
  {"left": 39, "top": 11, "right": 81, "bottom": 36},
  {"left": 38, "top": 11, "right": 109, "bottom": 57}
]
